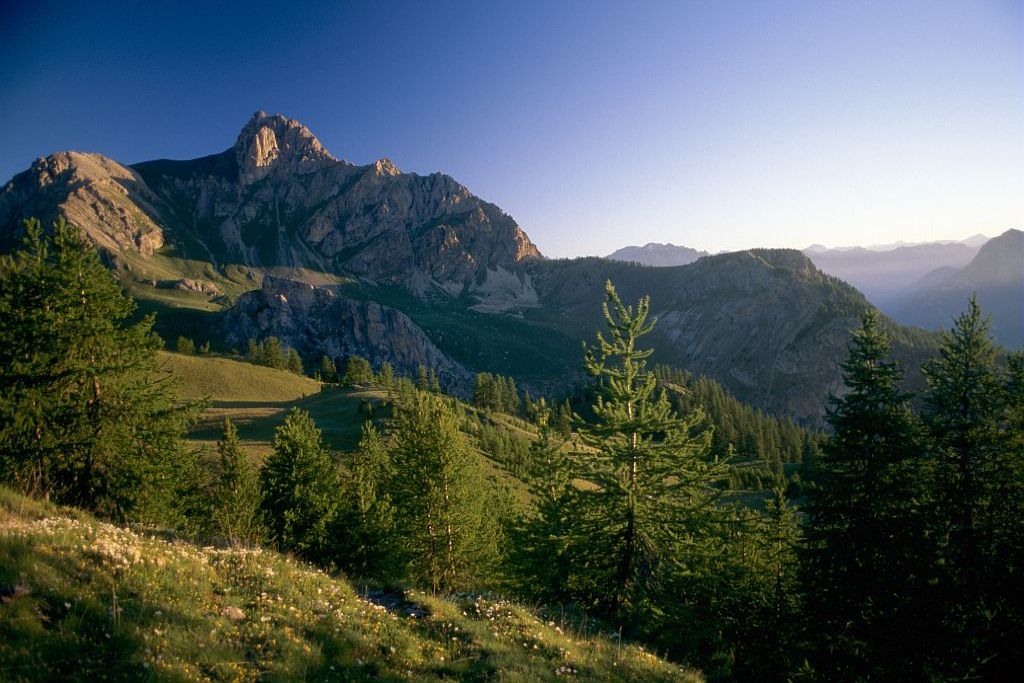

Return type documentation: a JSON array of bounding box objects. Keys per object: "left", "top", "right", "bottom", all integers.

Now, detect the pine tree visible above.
[
  {"left": 516, "top": 399, "right": 577, "bottom": 602},
  {"left": 286, "top": 348, "right": 304, "bottom": 375},
  {"left": 921, "top": 297, "right": 1016, "bottom": 677},
  {"left": 206, "top": 418, "right": 263, "bottom": 545},
  {"left": 319, "top": 355, "right": 337, "bottom": 383},
  {"left": 334, "top": 422, "right": 397, "bottom": 577},
  {"left": 0, "top": 218, "right": 199, "bottom": 522},
  {"left": 572, "top": 280, "right": 727, "bottom": 622},
  {"left": 802, "top": 309, "right": 929, "bottom": 679},
  {"left": 386, "top": 392, "right": 498, "bottom": 592},
  {"left": 259, "top": 408, "right": 338, "bottom": 561},
  {"left": 415, "top": 364, "right": 429, "bottom": 391},
  {"left": 343, "top": 355, "right": 373, "bottom": 385},
  {"left": 176, "top": 336, "right": 196, "bottom": 355},
  {"left": 263, "top": 337, "right": 286, "bottom": 369},
  {"left": 377, "top": 362, "right": 394, "bottom": 390}
]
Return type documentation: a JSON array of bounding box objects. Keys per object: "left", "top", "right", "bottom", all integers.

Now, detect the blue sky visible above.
[{"left": 1, "top": 0, "right": 1020, "bottom": 256}]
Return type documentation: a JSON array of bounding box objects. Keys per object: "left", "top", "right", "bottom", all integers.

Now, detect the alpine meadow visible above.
[{"left": 1, "top": 2, "right": 1022, "bottom": 681}]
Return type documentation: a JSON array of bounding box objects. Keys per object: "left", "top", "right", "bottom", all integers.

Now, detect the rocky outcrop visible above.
[
  {"left": 234, "top": 112, "right": 337, "bottom": 185},
  {"left": 0, "top": 152, "right": 165, "bottom": 255},
  {"left": 218, "top": 276, "right": 471, "bottom": 393}
]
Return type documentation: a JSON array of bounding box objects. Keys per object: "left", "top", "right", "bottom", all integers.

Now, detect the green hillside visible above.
[
  {"left": 160, "top": 351, "right": 321, "bottom": 402},
  {"left": 164, "top": 352, "right": 534, "bottom": 502},
  {"left": 0, "top": 488, "right": 699, "bottom": 682}
]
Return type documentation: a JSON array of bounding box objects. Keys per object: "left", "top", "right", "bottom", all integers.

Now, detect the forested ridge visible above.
[{"left": 2, "top": 219, "right": 1022, "bottom": 681}]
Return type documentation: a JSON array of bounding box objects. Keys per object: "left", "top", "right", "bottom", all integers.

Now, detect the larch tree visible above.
[
  {"left": 206, "top": 417, "right": 263, "bottom": 545},
  {"left": 572, "top": 280, "right": 728, "bottom": 624},
  {"left": 0, "top": 218, "right": 199, "bottom": 523},
  {"left": 334, "top": 422, "right": 397, "bottom": 577},
  {"left": 387, "top": 391, "right": 498, "bottom": 592},
  {"left": 515, "top": 399, "right": 576, "bottom": 602},
  {"left": 259, "top": 408, "right": 338, "bottom": 562}
]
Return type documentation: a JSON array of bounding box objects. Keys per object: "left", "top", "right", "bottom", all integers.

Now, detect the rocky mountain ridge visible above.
[
  {"left": 0, "top": 112, "right": 948, "bottom": 425},
  {"left": 1, "top": 112, "right": 541, "bottom": 304}
]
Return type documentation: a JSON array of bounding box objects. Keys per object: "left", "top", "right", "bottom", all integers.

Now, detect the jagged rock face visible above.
[
  {"left": 234, "top": 112, "right": 338, "bottom": 185},
  {"left": 218, "top": 276, "right": 471, "bottom": 393},
  {"left": 0, "top": 152, "right": 165, "bottom": 255},
  {"left": 0, "top": 112, "right": 541, "bottom": 301}
]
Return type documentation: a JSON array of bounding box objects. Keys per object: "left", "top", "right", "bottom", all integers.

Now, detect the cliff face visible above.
[
  {"left": 218, "top": 276, "right": 471, "bottom": 393},
  {"left": 0, "top": 112, "right": 541, "bottom": 302}
]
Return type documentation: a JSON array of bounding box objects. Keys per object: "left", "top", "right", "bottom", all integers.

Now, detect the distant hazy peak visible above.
[
  {"left": 606, "top": 242, "right": 709, "bottom": 267},
  {"left": 805, "top": 234, "right": 990, "bottom": 254},
  {"left": 234, "top": 111, "right": 339, "bottom": 184},
  {"left": 961, "top": 233, "right": 990, "bottom": 248}
]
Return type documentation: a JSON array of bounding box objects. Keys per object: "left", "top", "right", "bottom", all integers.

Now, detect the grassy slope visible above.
[
  {"left": 166, "top": 352, "right": 533, "bottom": 502},
  {"left": 162, "top": 351, "right": 377, "bottom": 456},
  {"left": 160, "top": 352, "right": 321, "bottom": 403},
  {"left": 0, "top": 489, "right": 700, "bottom": 682}
]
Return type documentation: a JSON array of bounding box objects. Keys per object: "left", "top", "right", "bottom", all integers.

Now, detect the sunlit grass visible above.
[{"left": 0, "top": 488, "right": 701, "bottom": 681}]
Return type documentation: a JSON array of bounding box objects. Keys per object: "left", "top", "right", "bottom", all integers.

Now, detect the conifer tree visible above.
[
  {"left": 737, "top": 489, "right": 803, "bottom": 681},
  {"left": 263, "top": 337, "right": 286, "bottom": 368},
  {"left": 176, "top": 336, "right": 196, "bottom": 355},
  {"left": 573, "top": 280, "right": 727, "bottom": 622},
  {"left": 516, "top": 400, "right": 576, "bottom": 602},
  {"left": 334, "top": 422, "right": 397, "bottom": 577},
  {"left": 803, "top": 309, "right": 928, "bottom": 679},
  {"left": 260, "top": 408, "right": 338, "bottom": 561},
  {"left": 473, "top": 373, "right": 491, "bottom": 410},
  {"left": 342, "top": 355, "right": 373, "bottom": 385},
  {"left": 206, "top": 418, "right": 263, "bottom": 545},
  {"left": 319, "top": 355, "right": 337, "bottom": 383},
  {"left": 921, "top": 297, "right": 1019, "bottom": 677},
  {"left": 386, "top": 392, "right": 498, "bottom": 592},
  {"left": 378, "top": 361, "right": 394, "bottom": 387},
  {"left": 286, "top": 348, "right": 304, "bottom": 375},
  {"left": 415, "top": 364, "right": 429, "bottom": 391},
  {"left": 0, "top": 218, "right": 198, "bottom": 522}
]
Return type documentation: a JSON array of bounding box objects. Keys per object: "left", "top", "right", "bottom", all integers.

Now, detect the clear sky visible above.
[{"left": 1, "top": 0, "right": 1020, "bottom": 257}]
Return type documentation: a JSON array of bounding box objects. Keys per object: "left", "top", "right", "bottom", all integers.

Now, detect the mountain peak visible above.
[
  {"left": 234, "top": 111, "right": 337, "bottom": 184},
  {"left": 606, "top": 242, "right": 708, "bottom": 267}
]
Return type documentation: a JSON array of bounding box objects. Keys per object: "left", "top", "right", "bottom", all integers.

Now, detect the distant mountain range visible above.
[
  {"left": 606, "top": 243, "right": 708, "bottom": 267},
  {"left": 801, "top": 238, "right": 987, "bottom": 308},
  {"left": 0, "top": 112, "right": 948, "bottom": 425},
  {"left": 800, "top": 232, "right": 1022, "bottom": 347},
  {"left": 888, "top": 229, "right": 1023, "bottom": 347}
]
